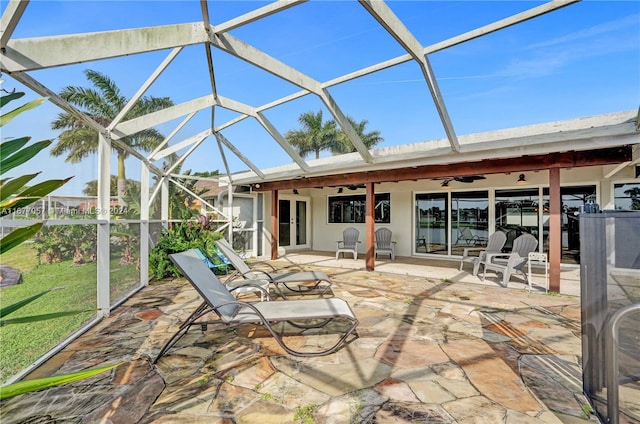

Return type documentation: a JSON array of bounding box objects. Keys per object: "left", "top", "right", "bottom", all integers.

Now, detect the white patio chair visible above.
[
  {"left": 481, "top": 233, "right": 539, "bottom": 287},
  {"left": 459, "top": 231, "right": 507, "bottom": 275},
  {"left": 336, "top": 227, "right": 360, "bottom": 260},
  {"left": 374, "top": 228, "right": 396, "bottom": 261}
]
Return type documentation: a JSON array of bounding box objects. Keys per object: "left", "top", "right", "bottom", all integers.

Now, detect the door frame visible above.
[{"left": 278, "top": 195, "right": 311, "bottom": 252}]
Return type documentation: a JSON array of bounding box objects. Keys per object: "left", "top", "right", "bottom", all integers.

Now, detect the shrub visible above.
[{"left": 149, "top": 217, "right": 227, "bottom": 279}]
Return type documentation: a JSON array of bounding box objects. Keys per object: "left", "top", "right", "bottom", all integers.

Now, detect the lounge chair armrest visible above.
[
  {"left": 240, "top": 269, "right": 275, "bottom": 283},
  {"left": 247, "top": 260, "right": 277, "bottom": 272}
]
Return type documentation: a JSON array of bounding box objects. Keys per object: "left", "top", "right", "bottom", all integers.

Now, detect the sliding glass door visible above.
[
  {"left": 415, "top": 193, "right": 448, "bottom": 255},
  {"left": 495, "top": 189, "right": 539, "bottom": 252},
  {"left": 451, "top": 191, "right": 489, "bottom": 256}
]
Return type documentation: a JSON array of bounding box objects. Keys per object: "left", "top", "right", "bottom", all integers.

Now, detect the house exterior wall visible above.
[{"left": 257, "top": 164, "right": 638, "bottom": 260}]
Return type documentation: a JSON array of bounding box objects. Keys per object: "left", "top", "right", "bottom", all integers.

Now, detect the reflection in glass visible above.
[
  {"left": 542, "top": 185, "right": 596, "bottom": 264},
  {"left": 495, "top": 189, "right": 539, "bottom": 252},
  {"left": 279, "top": 199, "right": 290, "bottom": 247},
  {"left": 614, "top": 183, "right": 640, "bottom": 210},
  {"left": 451, "top": 191, "right": 489, "bottom": 256},
  {"left": 415, "top": 193, "right": 448, "bottom": 255}
]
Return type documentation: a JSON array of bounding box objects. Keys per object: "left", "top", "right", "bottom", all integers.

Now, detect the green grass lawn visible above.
[{"left": 0, "top": 244, "right": 139, "bottom": 383}]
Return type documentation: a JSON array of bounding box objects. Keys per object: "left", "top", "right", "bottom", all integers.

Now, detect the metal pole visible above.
[{"left": 605, "top": 303, "right": 640, "bottom": 424}]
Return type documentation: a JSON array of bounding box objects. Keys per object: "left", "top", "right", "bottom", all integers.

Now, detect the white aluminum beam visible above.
[
  {"left": 319, "top": 89, "right": 374, "bottom": 163},
  {"left": 214, "top": 0, "right": 307, "bottom": 34},
  {"left": 214, "top": 131, "right": 265, "bottom": 178},
  {"left": 0, "top": 0, "right": 29, "bottom": 48},
  {"left": 147, "top": 112, "right": 196, "bottom": 160},
  {"left": 1, "top": 22, "right": 207, "bottom": 72},
  {"left": 165, "top": 132, "right": 208, "bottom": 175},
  {"left": 96, "top": 132, "right": 111, "bottom": 317},
  {"left": 210, "top": 31, "right": 323, "bottom": 94},
  {"left": 153, "top": 129, "right": 212, "bottom": 160},
  {"left": 113, "top": 95, "right": 215, "bottom": 140},
  {"left": 216, "top": 133, "right": 233, "bottom": 180},
  {"left": 217, "top": 1, "right": 577, "bottom": 131},
  {"left": 359, "top": 0, "right": 460, "bottom": 152},
  {"left": 255, "top": 111, "right": 310, "bottom": 171},
  {"left": 209, "top": 31, "right": 373, "bottom": 162},
  {"left": 109, "top": 47, "right": 182, "bottom": 130}
]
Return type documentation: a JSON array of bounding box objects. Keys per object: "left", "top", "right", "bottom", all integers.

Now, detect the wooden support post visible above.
[
  {"left": 271, "top": 190, "right": 278, "bottom": 260},
  {"left": 549, "top": 168, "right": 561, "bottom": 293},
  {"left": 366, "top": 182, "right": 375, "bottom": 271}
]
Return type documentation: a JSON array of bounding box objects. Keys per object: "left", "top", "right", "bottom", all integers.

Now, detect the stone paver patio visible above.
[{"left": 1, "top": 257, "right": 599, "bottom": 423}]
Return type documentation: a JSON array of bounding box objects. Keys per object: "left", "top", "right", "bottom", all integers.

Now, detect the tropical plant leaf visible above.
[
  {"left": 1, "top": 139, "right": 52, "bottom": 174},
  {"left": 0, "top": 363, "right": 120, "bottom": 400},
  {"left": 0, "top": 91, "right": 25, "bottom": 108},
  {"left": 1, "top": 309, "right": 94, "bottom": 326},
  {"left": 0, "top": 97, "right": 46, "bottom": 127},
  {"left": 0, "top": 172, "right": 40, "bottom": 202},
  {"left": 0, "top": 286, "right": 65, "bottom": 318},
  {"left": 0, "top": 177, "right": 73, "bottom": 216},
  {"left": 0, "top": 223, "right": 44, "bottom": 254},
  {"left": 0, "top": 136, "right": 31, "bottom": 160}
]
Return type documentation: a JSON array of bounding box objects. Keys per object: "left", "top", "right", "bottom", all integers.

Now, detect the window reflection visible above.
[
  {"left": 495, "top": 189, "right": 539, "bottom": 252},
  {"left": 451, "top": 191, "right": 489, "bottom": 256},
  {"left": 415, "top": 193, "right": 448, "bottom": 255}
]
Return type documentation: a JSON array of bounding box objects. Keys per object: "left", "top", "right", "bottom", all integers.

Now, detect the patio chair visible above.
[
  {"left": 215, "top": 238, "right": 332, "bottom": 299},
  {"left": 154, "top": 249, "right": 359, "bottom": 362},
  {"left": 456, "top": 227, "right": 488, "bottom": 246},
  {"left": 480, "top": 233, "right": 539, "bottom": 287},
  {"left": 374, "top": 228, "right": 396, "bottom": 261},
  {"left": 336, "top": 227, "right": 360, "bottom": 260},
  {"left": 194, "top": 248, "right": 270, "bottom": 301},
  {"left": 459, "top": 231, "right": 506, "bottom": 275}
]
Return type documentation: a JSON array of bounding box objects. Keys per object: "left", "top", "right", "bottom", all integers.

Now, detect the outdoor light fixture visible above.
[
  {"left": 516, "top": 174, "right": 527, "bottom": 185},
  {"left": 293, "top": 189, "right": 299, "bottom": 195},
  {"left": 253, "top": 183, "right": 260, "bottom": 189},
  {"left": 337, "top": 187, "right": 343, "bottom": 194},
  {"left": 440, "top": 180, "right": 450, "bottom": 189}
]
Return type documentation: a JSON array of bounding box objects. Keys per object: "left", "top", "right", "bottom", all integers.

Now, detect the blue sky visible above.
[{"left": 1, "top": 1, "right": 639, "bottom": 196}]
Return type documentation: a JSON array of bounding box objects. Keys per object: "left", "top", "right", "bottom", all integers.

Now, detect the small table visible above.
[
  {"left": 226, "top": 279, "right": 270, "bottom": 301},
  {"left": 528, "top": 252, "right": 548, "bottom": 293}
]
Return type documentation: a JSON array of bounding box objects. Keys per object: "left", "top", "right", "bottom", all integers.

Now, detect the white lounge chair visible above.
[
  {"left": 215, "top": 238, "right": 332, "bottom": 299},
  {"left": 154, "top": 249, "right": 359, "bottom": 361}
]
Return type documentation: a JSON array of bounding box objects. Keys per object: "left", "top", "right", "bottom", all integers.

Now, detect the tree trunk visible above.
[{"left": 117, "top": 154, "right": 127, "bottom": 207}]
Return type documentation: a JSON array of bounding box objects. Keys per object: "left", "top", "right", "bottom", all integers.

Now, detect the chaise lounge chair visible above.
[
  {"left": 154, "top": 249, "right": 359, "bottom": 362},
  {"left": 215, "top": 238, "right": 332, "bottom": 299}
]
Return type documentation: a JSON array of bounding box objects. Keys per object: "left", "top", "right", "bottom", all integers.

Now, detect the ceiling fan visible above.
[
  {"left": 434, "top": 175, "right": 486, "bottom": 185},
  {"left": 334, "top": 183, "right": 366, "bottom": 193}
]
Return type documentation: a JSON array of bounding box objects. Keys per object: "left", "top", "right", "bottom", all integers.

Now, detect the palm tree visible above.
[
  {"left": 332, "top": 116, "right": 383, "bottom": 155},
  {"left": 285, "top": 110, "right": 383, "bottom": 159},
  {"left": 50, "top": 69, "right": 173, "bottom": 205},
  {"left": 285, "top": 110, "right": 338, "bottom": 160}
]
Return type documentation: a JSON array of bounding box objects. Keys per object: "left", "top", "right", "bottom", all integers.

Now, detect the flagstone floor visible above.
[{"left": 0, "top": 257, "right": 607, "bottom": 423}]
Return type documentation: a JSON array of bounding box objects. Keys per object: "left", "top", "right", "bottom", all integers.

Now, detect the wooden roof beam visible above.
[{"left": 251, "top": 146, "right": 631, "bottom": 191}]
